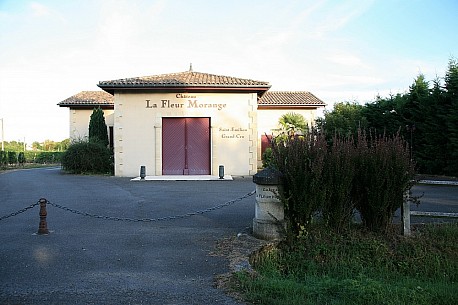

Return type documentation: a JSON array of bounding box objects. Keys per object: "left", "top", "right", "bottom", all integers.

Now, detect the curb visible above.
[{"left": 418, "top": 180, "right": 458, "bottom": 186}]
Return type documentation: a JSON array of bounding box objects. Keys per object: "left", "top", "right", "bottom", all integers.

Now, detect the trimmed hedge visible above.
[
  {"left": 61, "top": 141, "right": 113, "bottom": 174},
  {"left": 0, "top": 150, "right": 64, "bottom": 168}
]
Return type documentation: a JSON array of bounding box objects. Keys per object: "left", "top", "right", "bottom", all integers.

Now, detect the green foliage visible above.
[
  {"left": 234, "top": 223, "right": 458, "bottom": 305},
  {"left": 271, "top": 132, "right": 327, "bottom": 240},
  {"left": 3, "top": 141, "right": 24, "bottom": 152},
  {"left": 61, "top": 140, "right": 113, "bottom": 174},
  {"left": 89, "top": 107, "right": 109, "bottom": 147},
  {"left": 444, "top": 58, "right": 458, "bottom": 175},
  {"left": 353, "top": 131, "right": 415, "bottom": 233},
  {"left": 262, "top": 147, "right": 274, "bottom": 168},
  {"left": 319, "top": 57, "right": 458, "bottom": 176},
  {"left": 34, "top": 152, "right": 63, "bottom": 164},
  {"left": 17, "top": 152, "right": 25, "bottom": 166},
  {"left": 278, "top": 112, "right": 308, "bottom": 136},
  {"left": 0, "top": 151, "right": 7, "bottom": 168},
  {"left": 20, "top": 151, "right": 62, "bottom": 164},
  {"left": 317, "top": 102, "right": 368, "bottom": 138},
  {"left": 321, "top": 135, "right": 357, "bottom": 232},
  {"left": 269, "top": 129, "right": 414, "bottom": 235},
  {"left": 7, "top": 151, "right": 17, "bottom": 165}
]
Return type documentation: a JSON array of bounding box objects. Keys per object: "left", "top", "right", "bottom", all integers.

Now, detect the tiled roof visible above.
[
  {"left": 258, "top": 91, "right": 326, "bottom": 107},
  {"left": 98, "top": 70, "right": 271, "bottom": 93},
  {"left": 58, "top": 91, "right": 114, "bottom": 107}
]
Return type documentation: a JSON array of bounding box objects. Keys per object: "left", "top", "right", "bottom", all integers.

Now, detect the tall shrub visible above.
[
  {"left": 89, "top": 107, "right": 109, "bottom": 147},
  {"left": 7, "top": 151, "right": 17, "bottom": 165},
  {"left": 321, "top": 135, "right": 357, "bottom": 232},
  {"left": 271, "top": 131, "right": 327, "bottom": 240},
  {"left": 0, "top": 151, "right": 7, "bottom": 168},
  {"left": 353, "top": 131, "right": 415, "bottom": 233},
  {"left": 17, "top": 152, "right": 25, "bottom": 166}
]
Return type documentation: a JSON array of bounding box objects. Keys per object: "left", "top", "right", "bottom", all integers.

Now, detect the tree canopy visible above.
[{"left": 319, "top": 57, "right": 458, "bottom": 177}]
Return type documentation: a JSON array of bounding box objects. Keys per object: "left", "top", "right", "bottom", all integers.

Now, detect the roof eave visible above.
[
  {"left": 58, "top": 103, "right": 114, "bottom": 109},
  {"left": 97, "top": 84, "right": 271, "bottom": 95},
  {"left": 257, "top": 104, "right": 326, "bottom": 109}
]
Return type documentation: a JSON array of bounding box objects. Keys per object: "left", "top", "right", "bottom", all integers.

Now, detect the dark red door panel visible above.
[
  {"left": 187, "top": 118, "right": 210, "bottom": 175},
  {"left": 162, "top": 118, "right": 210, "bottom": 175},
  {"left": 162, "top": 118, "right": 186, "bottom": 175}
]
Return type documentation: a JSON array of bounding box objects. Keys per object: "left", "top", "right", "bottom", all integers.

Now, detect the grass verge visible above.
[{"left": 232, "top": 223, "right": 458, "bottom": 305}]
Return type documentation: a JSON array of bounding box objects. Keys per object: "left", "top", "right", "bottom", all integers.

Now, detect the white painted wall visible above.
[
  {"left": 66, "top": 99, "right": 324, "bottom": 177},
  {"left": 113, "top": 92, "right": 258, "bottom": 177},
  {"left": 69, "top": 109, "right": 114, "bottom": 142}
]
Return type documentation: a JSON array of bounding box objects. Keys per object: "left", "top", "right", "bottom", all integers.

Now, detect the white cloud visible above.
[
  {"left": 29, "top": 1, "right": 66, "bottom": 22},
  {"left": 326, "top": 53, "right": 368, "bottom": 68}
]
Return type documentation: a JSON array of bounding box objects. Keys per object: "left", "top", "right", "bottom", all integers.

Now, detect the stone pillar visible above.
[{"left": 252, "top": 168, "right": 284, "bottom": 240}]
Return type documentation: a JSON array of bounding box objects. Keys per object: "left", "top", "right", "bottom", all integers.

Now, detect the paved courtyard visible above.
[{"left": 0, "top": 167, "right": 257, "bottom": 305}]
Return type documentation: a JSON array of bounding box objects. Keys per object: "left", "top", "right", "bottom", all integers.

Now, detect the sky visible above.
[{"left": 0, "top": 0, "right": 457, "bottom": 144}]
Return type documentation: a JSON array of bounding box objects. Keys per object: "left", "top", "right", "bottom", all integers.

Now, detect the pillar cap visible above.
[{"left": 253, "top": 167, "right": 283, "bottom": 185}]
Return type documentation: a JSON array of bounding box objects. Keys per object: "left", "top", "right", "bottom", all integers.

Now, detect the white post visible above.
[{"left": 402, "top": 190, "right": 411, "bottom": 236}]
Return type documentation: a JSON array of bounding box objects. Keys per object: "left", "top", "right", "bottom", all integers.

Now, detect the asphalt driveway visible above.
[
  {"left": 1, "top": 167, "right": 457, "bottom": 305},
  {"left": 0, "top": 167, "right": 256, "bottom": 305}
]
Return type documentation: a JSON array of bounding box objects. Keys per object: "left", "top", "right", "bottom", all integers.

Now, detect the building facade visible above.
[{"left": 59, "top": 70, "right": 325, "bottom": 177}]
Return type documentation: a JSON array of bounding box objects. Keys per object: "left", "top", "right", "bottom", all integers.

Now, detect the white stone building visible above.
[{"left": 58, "top": 69, "right": 325, "bottom": 177}]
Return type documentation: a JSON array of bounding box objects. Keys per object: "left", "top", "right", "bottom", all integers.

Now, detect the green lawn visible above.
[{"left": 232, "top": 223, "right": 458, "bottom": 305}]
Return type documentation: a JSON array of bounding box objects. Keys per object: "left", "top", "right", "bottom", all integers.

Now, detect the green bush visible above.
[
  {"left": 271, "top": 132, "right": 328, "bottom": 241},
  {"left": 61, "top": 140, "right": 113, "bottom": 174},
  {"left": 353, "top": 131, "right": 415, "bottom": 233},
  {"left": 0, "top": 151, "right": 7, "bottom": 168},
  {"left": 262, "top": 147, "right": 274, "bottom": 168},
  {"left": 17, "top": 152, "right": 25, "bottom": 166},
  {"left": 7, "top": 151, "right": 17, "bottom": 165},
  {"left": 270, "top": 129, "right": 415, "bottom": 236},
  {"left": 321, "top": 135, "right": 357, "bottom": 233},
  {"left": 34, "top": 152, "right": 63, "bottom": 164}
]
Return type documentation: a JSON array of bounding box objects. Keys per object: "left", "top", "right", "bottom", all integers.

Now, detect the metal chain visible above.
[
  {"left": 47, "top": 190, "right": 256, "bottom": 222},
  {"left": 0, "top": 202, "right": 40, "bottom": 221}
]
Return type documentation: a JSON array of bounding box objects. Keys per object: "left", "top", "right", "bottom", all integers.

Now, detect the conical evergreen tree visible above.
[
  {"left": 420, "top": 78, "right": 448, "bottom": 174},
  {"left": 89, "top": 107, "right": 109, "bottom": 147},
  {"left": 444, "top": 58, "right": 458, "bottom": 175}
]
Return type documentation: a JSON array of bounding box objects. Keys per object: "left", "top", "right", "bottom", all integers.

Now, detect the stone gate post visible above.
[{"left": 252, "top": 168, "right": 284, "bottom": 240}]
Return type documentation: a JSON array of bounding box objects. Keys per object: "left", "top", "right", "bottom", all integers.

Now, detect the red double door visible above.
[{"left": 162, "top": 118, "right": 211, "bottom": 175}]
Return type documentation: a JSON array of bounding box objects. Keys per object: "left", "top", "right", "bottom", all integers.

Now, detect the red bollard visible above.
[{"left": 37, "top": 198, "right": 49, "bottom": 235}]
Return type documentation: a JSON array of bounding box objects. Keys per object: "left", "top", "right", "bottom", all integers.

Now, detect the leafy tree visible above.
[
  {"left": 42, "top": 140, "right": 56, "bottom": 151},
  {"left": 89, "top": 107, "right": 109, "bottom": 147},
  {"left": 317, "top": 102, "right": 367, "bottom": 138},
  {"left": 3, "top": 141, "right": 24, "bottom": 151},
  {"left": 32, "top": 141, "right": 42, "bottom": 151},
  {"left": 57, "top": 138, "right": 71, "bottom": 151}
]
